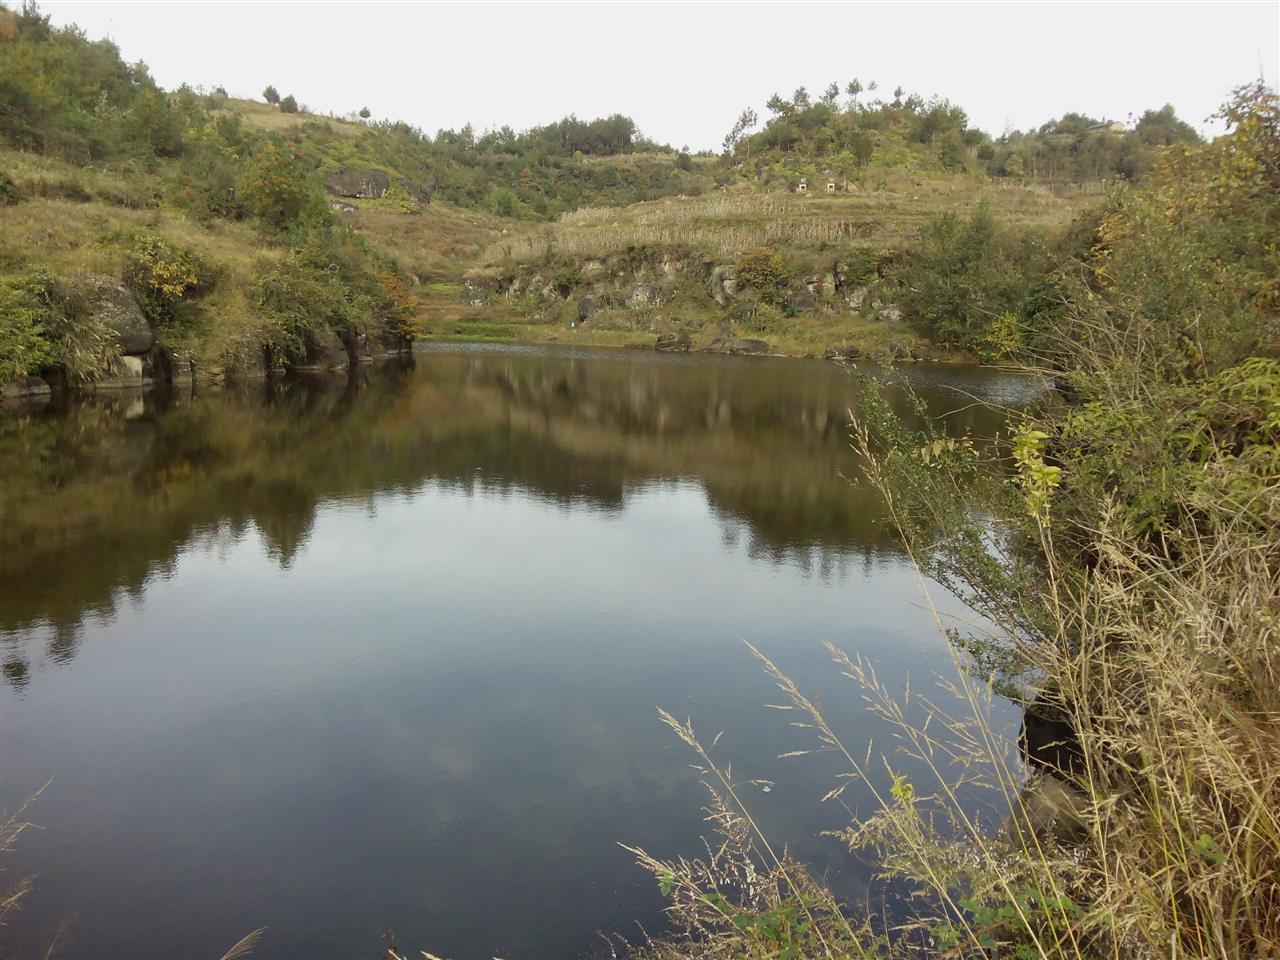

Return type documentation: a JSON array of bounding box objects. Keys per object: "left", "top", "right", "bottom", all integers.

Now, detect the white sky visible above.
[{"left": 39, "top": 1, "right": 1280, "bottom": 150}]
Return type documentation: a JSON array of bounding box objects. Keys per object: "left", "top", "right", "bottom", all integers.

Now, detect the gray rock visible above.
[
  {"left": 729, "top": 338, "right": 769, "bottom": 355},
  {"left": 627, "top": 283, "right": 667, "bottom": 309},
  {"left": 847, "top": 285, "right": 870, "bottom": 310},
  {"left": 76, "top": 273, "right": 153, "bottom": 355},
  {"left": 226, "top": 346, "right": 270, "bottom": 381},
  {"left": 877, "top": 304, "right": 903, "bottom": 323},
  {"left": 578, "top": 297, "right": 600, "bottom": 323},
  {"left": 87, "top": 354, "right": 149, "bottom": 390},
  {"left": 707, "top": 266, "right": 737, "bottom": 306},
  {"left": 293, "top": 329, "right": 350, "bottom": 372},
  {"left": 655, "top": 332, "right": 692, "bottom": 352},
  {"left": 0, "top": 375, "right": 52, "bottom": 400},
  {"left": 823, "top": 344, "right": 862, "bottom": 360},
  {"left": 323, "top": 167, "right": 390, "bottom": 200},
  {"left": 329, "top": 200, "right": 356, "bottom": 214}
]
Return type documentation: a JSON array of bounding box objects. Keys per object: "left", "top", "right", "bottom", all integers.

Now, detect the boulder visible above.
[
  {"left": 847, "top": 285, "right": 870, "bottom": 310},
  {"left": 823, "top": 344, "right": 861, "bottom": 360},
  {"left": 1000, "top": 773, "right": 1089, "bottom": 847},
  {"left": 76, "top": 273, "right": 153, "bottom": 355},
  {"left": 329, "top": 200, "right": 356, "bottom": 214},
  {"left": 876, "top": 303, "right": 903, "bottom": 324},
  {"left": 655, "top": 332, "right": 692, "bottom": 352},
  {"left": 577, "top": 297, "right": 600, "bottom": 324},
  {"left": 0, "top": 375, "right": 52, "bottom": 401},
  {"left": 87, "top": 354, "right": 148, "bottom": 390},
  {"left": 323, "top": 167, "right": 390, "bottom": 200},
  {"left": 729, "top": 338, "right": 769, "bottom": 355},
  {"left": 707, "top": 266, "right": 737, "bottom": 306}
]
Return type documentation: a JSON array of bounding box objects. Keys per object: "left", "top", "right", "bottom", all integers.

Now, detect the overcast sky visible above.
[{"left": 39, "top": 1, "right": 1280, "bottom": 150}]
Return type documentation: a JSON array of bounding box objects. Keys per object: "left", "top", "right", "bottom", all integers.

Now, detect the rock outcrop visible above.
[
  {"left": 627, "top": 283, "right": 668, "bottom": 309},
  {"left": 655, "top": 333, "right": 692, "bottom": 352},
  {"left": 704, "top": 337, "right": 770, "bottom": 355},
  {"left": 0, "top": 375, "right": 52, "bottom": 401},
  {"left": 294, "top": 329, "right": 351, "bottom": 372},
  {"left": 823, "top": 344, "right": 861, "bottom": 360},
  {"left": 323, "top": 167, "right": 390, "bottom": 200}
]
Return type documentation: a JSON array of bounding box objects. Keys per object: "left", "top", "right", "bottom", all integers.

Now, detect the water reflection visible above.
[
  {"left": 0, "top": 345, "right": 1033, "bottom": 960},
  {"left": 1, "top": 346, "right": 1026, "bottom": 663}
]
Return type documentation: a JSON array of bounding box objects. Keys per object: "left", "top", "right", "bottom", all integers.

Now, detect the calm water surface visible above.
[{"left": 0, "top": 345, "right": 1037, "bottom": 959}]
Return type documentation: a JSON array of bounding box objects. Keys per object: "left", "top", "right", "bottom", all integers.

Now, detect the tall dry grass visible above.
[{"left": 479, "top": 182, "right": 1083, "bottom": 267}]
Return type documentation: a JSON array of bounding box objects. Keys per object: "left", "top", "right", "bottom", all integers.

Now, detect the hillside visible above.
[{"left": 0, "top": 0, "right": 1201, "bottom": 400}]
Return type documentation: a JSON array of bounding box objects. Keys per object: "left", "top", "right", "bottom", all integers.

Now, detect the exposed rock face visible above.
[
  {"left": 627, "top": 283, "right": 667, "bottom": 309},
  {"left": 225, "top": 345, "right": 270, "bottom": 381},
  {"left": 702, "top": 337, "right": 770, "bottom": 356},
  {"left": 0, "top": 375, "right": 52, "bottom": 400},
  {"left": 707, "top": 266, "right": 737, "bottom": 306},
  {"left": 847, "top": 285, "right": 870, "bottom": 310},
  {"left": 293, "top": 329, "right": 351, "bottom": 372},
  {"left": 876, "top": 304, "right": 903, "bottom": 323},
  {"left": 823, "top": 344, "right": 861, "bottom": 360},
  {"left": 577, "top": 297, "right": 600, "bottom": 324},
  {"left": 323, "top": 167, "right": 390, "bottom": 200},
  {"left": 730, "top": 338, "right": 770, "bottom": 355},
  {"left": 655, "top": 332, "right": 692, "bottom": 352},
  {"left": 77, "top": 274, "right": 153, "bottom": 355}
]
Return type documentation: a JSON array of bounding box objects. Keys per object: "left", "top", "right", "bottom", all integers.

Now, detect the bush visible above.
[
  {"left": 0, "top": 171, "right": 23, "bottom": 206},
  {"left": 279, "top": 95, "right": 298, "bottom": 114},
  {"left": 733, "top": 246, "right": 788, "bottom": 304},
  {"left": 0, "top": 278, "right": 61, "bottom": 381},
  {"left": 117, "top": 232, "right": 211, "bottom": 328},
  {"left": 263, "top": 85, "right": 280, "bottom": 105},
  {"left": 237, "top": 142, "right": 313, "bottom": 230}
]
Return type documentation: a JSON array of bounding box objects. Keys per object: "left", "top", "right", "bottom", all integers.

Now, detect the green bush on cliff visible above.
[{"left": 116, "top": 232, "right": 213, "bottom": 329}]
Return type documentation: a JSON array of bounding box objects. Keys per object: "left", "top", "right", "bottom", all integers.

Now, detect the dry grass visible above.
[{"left": 480, "top": 176, "right": 1088, "bottom": 267}]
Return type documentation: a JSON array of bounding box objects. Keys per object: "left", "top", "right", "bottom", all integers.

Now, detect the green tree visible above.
[
  {"left": 263, "top": 85, "right": 280, "bottom": 104},
  {"left": 279, "top": 94, "right": 298, "bottom": 114},
  {"left": 358, "top": 106, "right": 371, "bottom": 119}
]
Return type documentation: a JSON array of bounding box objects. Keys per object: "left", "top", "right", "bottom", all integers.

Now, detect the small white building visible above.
[{"left": 797, "top": 177, "right": 808, "bottom": 194}]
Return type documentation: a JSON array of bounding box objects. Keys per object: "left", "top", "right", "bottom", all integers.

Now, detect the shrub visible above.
[
  {"left": 733, "top": 246, "right": 788, "bottom": 304},
  {"left": 237, "top": 142, "right": 313, "bottom": 230},
  {"left": 263, "top": 85, "right": 280, "bottom": 105},
  {"left": 278, "top": 95, "right": 298, "bottom": 114},
  {"left": 0, "top": 279, "right": 61, "bottom": 381},
  {"left": 0, "top": 171, "right": 23, "bottom": 205},
  {"left": 118, "top": 232, "right": 211, "bottom": 328}
]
